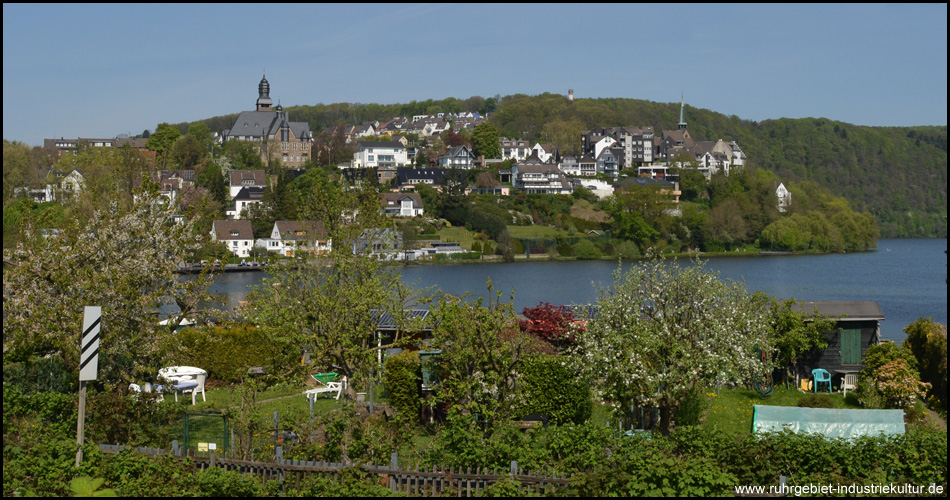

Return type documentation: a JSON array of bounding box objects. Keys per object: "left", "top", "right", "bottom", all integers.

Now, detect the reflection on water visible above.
[{"left": 189, "top": 239, "right": 946, "bottom": 343}]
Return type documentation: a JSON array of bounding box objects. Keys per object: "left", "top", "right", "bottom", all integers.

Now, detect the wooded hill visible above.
[{"left": 181, "top": 93, "right": 947, "bottom": 238}]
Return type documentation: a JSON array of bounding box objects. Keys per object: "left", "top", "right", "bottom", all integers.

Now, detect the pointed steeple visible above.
[{"left": 678, "top": 93, "right": 687, "bottom": 131}]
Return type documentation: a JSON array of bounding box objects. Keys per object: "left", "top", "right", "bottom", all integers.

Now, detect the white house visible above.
[
  {"left": 591, "top": 136, "right": 618, "bottom": 159},
  {"left": 352, "top": 141, "right": 409, "bottom": 168},
  {"left": 437, "top": 145, "right": 477, "bottom": 169},
  {"left": 512, "top": 164, "right": 573, "bottom": 194},
  {"left": 256, "top": 220, "right": 331, "bottom": 257},
  {"left": 531, "top": 143, "right": 554, "bottom": 163},
  {"left": 226, "top": 186, "right": 265, "bottom": 219},
  {"left": 60, "top": 169, "right": 86, "bottom": 199},
  {"left": 212, "top": 220, "right": 255, "bottom": 258},
  {"left": 558, "top": 154, "right": 580, "bottom": 176},
  {"left": 776, "top": 183, "right": 791, "bottom": 213},
  {"left": 499, "top": 137, "right": 532, "bottom": 162},
  {"left": 380, "top": 192, "right": 424, "bottom": 217}
]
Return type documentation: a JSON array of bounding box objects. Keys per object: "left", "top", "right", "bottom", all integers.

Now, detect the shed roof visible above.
[{"left": 794, "top": 301, "right": 885, "bottom": 321}]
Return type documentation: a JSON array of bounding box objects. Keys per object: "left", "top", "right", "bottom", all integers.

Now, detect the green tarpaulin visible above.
[{"left": 753, "top": 405, "right": 905, "bottom": 439}]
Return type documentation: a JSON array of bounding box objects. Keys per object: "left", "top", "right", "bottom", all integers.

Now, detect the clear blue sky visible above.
[{"left": 3, "top": 3, "right": 947, "bottom": 147}]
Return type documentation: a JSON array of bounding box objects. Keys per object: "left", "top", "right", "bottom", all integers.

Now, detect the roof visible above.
[
  {"left": 381, "top": 192, "right": 423, "bottom": 208},
  {"left": 212, "top": 220, "right": 254, "bottom": 240},
  {"left": 232, "top": 186, "right": 266, "bottom": 201},
  {"left": 371, "top": 309, "right": 434, "bottom": 331},
  {"left": 226, "top": 111, "right": 311, "bottom": 141},
  {"left": 274, "top": 220, "right": 328, "bottom": 241},
  {"left": 613, "top": 177, "right": 675, "bottom": 189},
  {"left": 358, "top": 140, "right": 406, "bottom": 150},
  {"left": 230, "top": 169, "right": 266, "bottom": 186},
  {"left": 793, "top": 301, "right": 885, "bottom": 321}
]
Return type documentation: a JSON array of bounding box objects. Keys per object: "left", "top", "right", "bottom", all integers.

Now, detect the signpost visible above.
[{"left": 76, "top": 306, "right": 101, "bottom": 466}]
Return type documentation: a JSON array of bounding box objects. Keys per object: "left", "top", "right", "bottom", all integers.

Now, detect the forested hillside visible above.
[{"left": 180, "top": 93, "right": 947, "bottom": 238}]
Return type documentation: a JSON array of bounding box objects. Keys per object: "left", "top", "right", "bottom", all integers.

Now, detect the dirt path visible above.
[{"left": 924, "top": 408, "right": 947, "bottom": 430}]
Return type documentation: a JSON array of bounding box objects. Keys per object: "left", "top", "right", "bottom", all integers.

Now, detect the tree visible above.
[
  {"left": 222, "top": 140, "right": 265, "bottom": 170},
  {"left": 245, "top": 183, "right": 420, "bottom": 395},
  {"left": 170, "top": 134, "right": 207, "bottom": 171},
  {"left": 2, "top": 192, "right": 214, "bottom": 383},
  {"left": 519, "top": 302, "right": 578, "bottom": 351},
  {"left": 146, "top": 122, "right": 182, "bottom": 169},
  {"left": 477, "top": 97, "right": 497, "bottom": 116},
  {"left": 570, "top": 255, "right": 772, "bottom": 434},
  {"left": 3, "top": 139, "right": 34, "bottom": 210},
  {"left": 428, "top": 282, "right": 549, "bottom": 432},
  {"left": 902, "top": 318, "right": 947, "bottom": 409},
  {"left": 471, "top": 123, "right": 501, "bottom": 159},
  {"left": 313, "top": 124, "right": 351, "bottom": 166},
  {"left": 541, "top": 118, "right": 585, "bottom": 156},
  {"left": 765, "top": 297, "right": 835, "bottom": 386},
  {"left": 604, "top": 193, "right": 660, "bottom": 246},
  {"left": 702, "top": 199, "right": 748, "bottom": 250}
]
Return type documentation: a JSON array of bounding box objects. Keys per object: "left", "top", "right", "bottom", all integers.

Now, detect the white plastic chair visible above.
[
  {"left": 842, "top": 373, "right": 858, "bottom": 396},
  {"left": 182, "top": 372, "right": 207, "bottom": 405},
  {"left": 303, "top": 376, "right": 347, "bottom": 402}
]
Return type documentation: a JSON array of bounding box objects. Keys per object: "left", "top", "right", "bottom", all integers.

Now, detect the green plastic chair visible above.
[{"left": 812, "top": 368, "right": 832, "bottom": 393}]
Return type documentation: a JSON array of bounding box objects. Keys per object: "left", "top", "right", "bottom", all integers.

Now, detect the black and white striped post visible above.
[{"left": 76, "top": 306, "right": 101, "bottom": 467}]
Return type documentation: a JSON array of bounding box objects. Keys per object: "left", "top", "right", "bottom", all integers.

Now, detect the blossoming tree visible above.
[
  {"left": 570, "top": 255, "right": 773, "bottom": 434},
  {"left": 2, "top": 193, "right": 213, "bottom": 383}
]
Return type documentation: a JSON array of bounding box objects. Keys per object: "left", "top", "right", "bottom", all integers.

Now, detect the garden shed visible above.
[{"left": 795, "top": 301, "right": 884, "bottom": 389}]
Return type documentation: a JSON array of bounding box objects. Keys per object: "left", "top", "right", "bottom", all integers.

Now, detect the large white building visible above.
[{"left": 352, "top": 141, "right": 409, "bottom": 168}]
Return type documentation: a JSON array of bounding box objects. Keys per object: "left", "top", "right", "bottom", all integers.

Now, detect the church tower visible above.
[
  {"left": 256, "top": 73, "right": 273, "bottom": 111},
  {"left": 677, "top": 93, "right": 687, "bottom": 131}
]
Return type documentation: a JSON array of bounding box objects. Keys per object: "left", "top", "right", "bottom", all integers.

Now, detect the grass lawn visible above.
[
  {"left": 506, "top": 225, "right": 568, "bottom": 238},
  {"left": 703, "top": 385, "right": 864, "bottom": 435},
  {"left": 164, "top": 379, "right": 935, "bottom": 455}
]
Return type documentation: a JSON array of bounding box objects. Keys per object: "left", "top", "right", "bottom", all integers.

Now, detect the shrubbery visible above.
[
  {"left": 383, "top": 350, "right": 422, "bottom": 422},
  {"left": 176, "top": 323, "right": 276, "bottom": 383},
  {"left": 513, "top": 354, "right": 592, "bottom": 426},
  {"left": 573, "top": 239, "right": 602, "bottom": 260}
]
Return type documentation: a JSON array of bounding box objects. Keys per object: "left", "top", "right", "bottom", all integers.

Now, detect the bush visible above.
[
  {"left": 573, "top": 239, "right": 601, "bottom": 260},
  {"left": 556, "top": 237, "right": 574, "bottom": 257},
  {"left": 383, "top": 351, "right": 422, "bottom": 422},
  {"left": 514, "top": 355, "right": 592, "bottom": 426},
  {"left": 3, "top": 354, "right": 75, "bottom": 393},
  {"left": 614, "top": 240, "right": 641, "bottom": 259},
  {"left": 871, "top": 358, "right": 930, "bottom": 410},
  {"left": 176, "top": 323, "right": 276, "bottom": 382},
  {"left": 797, "top": 394, "right": 834, "bottom": 408},
  {"left": 858, "top": 342, "right": 928, "bottom": 410},
  {"left": 675, "top": 386, "right": 709, "bottom": 426},
  {"left": 902, "top": 318, "right": 948, "bottom": 410}
]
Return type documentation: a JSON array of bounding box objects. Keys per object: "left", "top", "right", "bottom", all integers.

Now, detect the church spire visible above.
[
  {"left": 678, "top": 92, "right": 687, "bottom": 131},
  {"left": 256, "top": 72, "right": 272, "bottom": 111}
]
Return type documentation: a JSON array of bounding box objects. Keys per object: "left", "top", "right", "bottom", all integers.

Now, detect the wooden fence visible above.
[{"left": 97, "top": 443, "right": 571, "bottom": 496}]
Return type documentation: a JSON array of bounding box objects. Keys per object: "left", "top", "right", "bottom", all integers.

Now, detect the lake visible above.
[{"left": 200, "top": 238, "right": 946, "bottom": 343}]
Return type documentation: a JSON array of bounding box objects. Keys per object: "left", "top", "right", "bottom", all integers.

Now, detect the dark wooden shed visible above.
[{"left": 795, "top": 300, "right": 884, "bottom": 389}]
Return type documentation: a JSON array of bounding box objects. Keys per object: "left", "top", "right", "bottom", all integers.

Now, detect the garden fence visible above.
[{"left": 97, "top": 443, "right": 570, "bottom": 496}]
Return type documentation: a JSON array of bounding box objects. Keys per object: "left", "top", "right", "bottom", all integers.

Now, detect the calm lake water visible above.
[{"left": 201, "top": 238, "right": 946, "bottom": 343}]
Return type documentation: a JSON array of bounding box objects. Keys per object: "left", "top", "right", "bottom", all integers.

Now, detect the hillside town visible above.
[{"left": 17, "top": 75, "right": 793, "bottom": 262}]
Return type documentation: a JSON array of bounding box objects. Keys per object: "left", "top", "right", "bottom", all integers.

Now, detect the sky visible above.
[{"left": 3, "top": 3, "right": 947, "bottom": 147}]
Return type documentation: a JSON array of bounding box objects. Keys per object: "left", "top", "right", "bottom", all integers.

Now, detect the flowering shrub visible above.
[{"left": 868, "top": 358, "right": 931, "bottom": 410}]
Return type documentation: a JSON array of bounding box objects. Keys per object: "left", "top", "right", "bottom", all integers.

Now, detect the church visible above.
[{"left": 222, "top": 74, "right": 313, "bottom": 167}]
